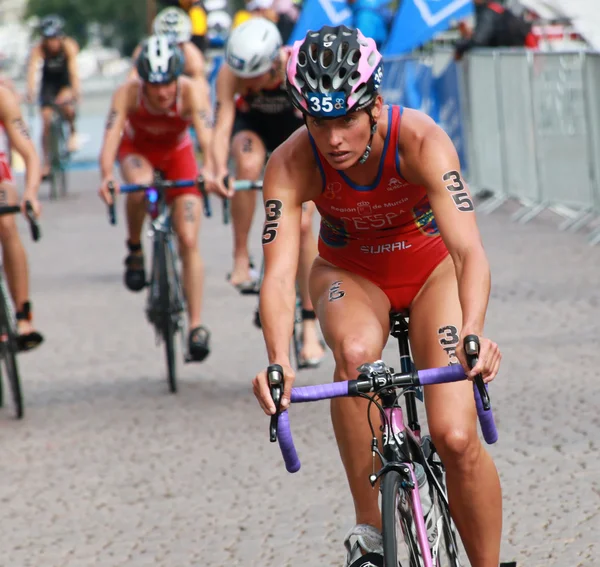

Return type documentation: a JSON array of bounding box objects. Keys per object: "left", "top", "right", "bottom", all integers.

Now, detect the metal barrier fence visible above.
[{"left": 464, "top": 49, "right": 600, "bottom": 244}]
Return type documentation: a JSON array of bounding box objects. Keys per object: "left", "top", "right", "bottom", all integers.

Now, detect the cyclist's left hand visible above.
[
  {"left": 21, "top": 193, "right": 41, "bottom": 219},
  {"left": 455, "top": 334, "right": 501, "bottom": 383}
]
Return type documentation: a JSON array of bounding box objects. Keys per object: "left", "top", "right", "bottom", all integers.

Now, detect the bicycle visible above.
[
  {"left": 215, "top": 179, "right": 319, "bottom": 370},
  {"left": 106, "top": 174, "right": 254, "bottom": 392},
  {"left": 0, "top": 202, "right": 41, "bottom": 419},
  {"left": 107, "top": 172, "right": 211, "bottom": 393},
  {"left": 46, "top": 100, "right": 73, "bottom": 200},
  {"left": 267, "top": 313, "right": 499, "bottom": 566}
]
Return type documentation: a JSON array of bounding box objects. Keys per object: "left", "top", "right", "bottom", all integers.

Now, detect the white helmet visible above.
[
  {"left": 225, "top": 17, "right": 282, "bottom": 78},
  {"left": 153, "top": 7, "right": 192, "bottom": 44}
]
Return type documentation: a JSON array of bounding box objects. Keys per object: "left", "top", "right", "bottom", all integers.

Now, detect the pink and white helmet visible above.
[{"left": 286, "top": 25, "right": 383, "bottom": 118}]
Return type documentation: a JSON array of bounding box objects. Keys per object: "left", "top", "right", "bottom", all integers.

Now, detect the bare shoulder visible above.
[
  {"left": 398, "top": 107, "right": 441, "bottom": 151},
  {"left": 65, "top": 37, "right": 80, "bottom": 55},
  {"left": 184, "top": 42, "right": 204, "bottom": 62},
  {"left": 216, "top": 63, "right": 235, "bottom": 92},
  {"left": 266, "top": 127, "right": 322, "bottom": 202},
  {"left": 117, "top": 79, "right": 140, "bottom": 109}
]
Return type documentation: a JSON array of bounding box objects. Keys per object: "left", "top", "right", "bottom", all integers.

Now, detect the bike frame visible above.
[{"left": 378, "top": 314, "right": 447, "bottom": 567}]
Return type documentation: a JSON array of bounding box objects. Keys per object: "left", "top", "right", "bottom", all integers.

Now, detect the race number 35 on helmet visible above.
[
  {"left": 136, "top": 35, "right": 185, "bottom": 84},
  {"left": 225, "top": 17, "right": 282, "bottom": 78}
]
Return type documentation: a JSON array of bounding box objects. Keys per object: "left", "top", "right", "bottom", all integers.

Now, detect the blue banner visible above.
[
  {"left": 381, "top": 56, "right": 468, "bottom": 174},
  {"left": 288, "top": 0, "right": 352, "bottom": 44},
  {"left": 384, "top": 0, "right": 473, "bottom": 55}
]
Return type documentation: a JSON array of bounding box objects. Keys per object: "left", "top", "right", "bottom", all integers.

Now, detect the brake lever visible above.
[
  {"left": 267, "top": 363, "right": 284, "bottom": 442},
  {"left": 107, "top": 181, "right": 116, "bottom": 225},
  {"left": 197, "top": 175, "right": 212, "bottom": 218},
  {"left": 222, "top": 175, "right": 231, "bottom": 225},
  {"left": 463, "top": 334, "right": 491, "bottom": 411},
  {"left": 24, "top": 201, "right": 40, "bottom": 241}
]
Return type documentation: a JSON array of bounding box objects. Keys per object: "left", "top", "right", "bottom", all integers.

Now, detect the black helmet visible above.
[
  {"left": 40, "top": 15, "right": 65, "bottom": 38},
  {"left": 136, "top": 35, "right": 185, "bottom": 84}
]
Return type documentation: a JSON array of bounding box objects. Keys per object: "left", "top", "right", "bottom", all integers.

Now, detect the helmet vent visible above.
[
  {"left": 367, "top": 51, "right": 378, "bottom": 66},
  {"left": 348, "top": 49, "right": 360, "bottom": 66},
  {"left": 320, "top": 74, "right": 332, "bottom": 92},
  {"left": 308, "top": 44, "right": 318, "bottom": 63},
  {"left": 305, "top": 70, "right": 318, "bottom": 90},
  {"left": 348, "top": 70, "right": 361, "bottom": 86},
  {"left": 298, "top": 51, "right": 307, "bottom": 67},
  {"left": 320, "top": 48, "right": 334, "bottom": 69},
  {"left": 332, "top": 69, "right": 345, "bottom": 89},
  {"left": 337, "top": 42, "right": 349, "bottom": 62}
]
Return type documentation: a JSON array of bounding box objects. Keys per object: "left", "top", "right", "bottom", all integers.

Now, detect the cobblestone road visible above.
[{"left": 2, "top": 171, "right": 598, "bottom": 566}]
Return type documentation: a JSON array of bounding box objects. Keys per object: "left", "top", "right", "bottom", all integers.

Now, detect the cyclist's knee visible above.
[
  {"left": 334, "top": 335, "right": 380, "bottom": 380},
  {"left": 235, "top": 154, "right": 263, "bottom": 180},
  {"left": 430, "top": 424, "right": 481, "bottom": 473},
  {"left": 0, "top": 217, "right": 18, "bottom": 242},
  {"left": 177, "top": 231, "right": 198, "bottom": 253}
]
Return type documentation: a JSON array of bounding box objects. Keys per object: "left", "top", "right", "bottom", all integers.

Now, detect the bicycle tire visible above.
[
  {"left": 48, "top": 115, "right": 61, "bottom": 200},
  {"left": 423, "top": 443, "right": 462, "bottom": 566},
  {"left": 58, "top": 121, "right": 69, "bottom": 197},
  {"left": 0, "top": 278, "right": 23, "bottom": 419},
  {"left": 382, "top": 469, "right": 422, "bottom": 567},
  {"left": 157, "top": 236, "right": 177, "bottom": 393}
]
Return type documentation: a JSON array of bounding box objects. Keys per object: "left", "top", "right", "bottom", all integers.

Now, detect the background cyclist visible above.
[{"left": 209, "top": 17, "right": 325, "bottom": 367}]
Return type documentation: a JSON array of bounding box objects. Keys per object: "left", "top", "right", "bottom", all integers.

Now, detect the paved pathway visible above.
[{"left": 1, "top": 172, "right": 598, "bottom": 566}]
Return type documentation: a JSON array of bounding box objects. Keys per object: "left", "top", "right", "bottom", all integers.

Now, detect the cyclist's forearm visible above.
[
  {"left": 455, "top": 248, "right": 490, "bottom": 335},
  {"left": 26, "top": 64, "right": 36, "bottom": 95},
  {"left": 22, "top": 148, "right": 41, "bottom": 194},
  {"left": 212, "top": 130, "right": 231, "bottom": 173},
  {"left": 99, "top": 142, "right": 119, "bottom": 179},
  {"left": 260, "top": 276, "right": 296, "bottom": 364}
]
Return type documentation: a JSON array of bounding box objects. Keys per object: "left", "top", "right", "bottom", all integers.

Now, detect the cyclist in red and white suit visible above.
[
  {"left": 98, "top": 35, "right": 226, "bottom": 362},
  {"left": 253, "top": 26, "right": 503, "bottom": 567},
  {"left": 0, "top": 83, "right": 44, "bottom": 351}
]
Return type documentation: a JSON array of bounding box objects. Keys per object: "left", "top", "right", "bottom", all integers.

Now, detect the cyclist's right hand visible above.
[
  {"left": 253, "top": 362, "right": 295, "bottom": 416},
  {"left": 212, "top": 172, "right": 235, "bottom": 199},
  {"left": 99, "top": 178, "right": 119, "bottom": 205}
]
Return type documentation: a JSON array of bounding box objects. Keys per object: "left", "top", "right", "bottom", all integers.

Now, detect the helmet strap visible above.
[{"left": 358, "top": 114, "right": 377, "bottom": 165}]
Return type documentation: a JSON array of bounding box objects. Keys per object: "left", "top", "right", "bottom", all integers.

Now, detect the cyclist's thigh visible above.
[
  {"left": 170, "top": 194, "right": 203, "bottom": 248},
  {"left": 0, "top": 180, "right": 19, "bottom": 234},
  {"left": 40, "top": 106, "right": 53, "bottom": 127},
  {"left": 119, "top": 153, "right": 154, "bottom": 185},
  {"left": 55, "top": 86, "right": 73, "bottom": 104},
  {"left": 55, "top": 86, "right": 75, "bottom": 116},
  {"left": 231, "top": 120, "right": 267, "bottom": 179},
  {"left": 408, "top": 255, "right": 477, "bottom": 436},
  {"left": 309, "top": 256, "right": 391, "bottom": 358}
]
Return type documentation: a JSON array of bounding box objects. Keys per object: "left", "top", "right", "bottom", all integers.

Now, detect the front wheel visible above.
[
  {"left": 0, "top": 279, "right": 23, "bottom": 418},
  {"left": 156, "top": 237, "right": 177, "bottom": 393},
  {"left": 381, "top": 470, "right": 421, "bottom": 567}
]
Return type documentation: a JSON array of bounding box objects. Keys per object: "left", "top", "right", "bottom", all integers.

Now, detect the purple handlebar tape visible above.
[
  {"left": 417, "top": 364, "right": 466, "bottom": 385},
  {"left": 277, "top": 411, "right": 301, "bottom": 473},
  {"left": 276, "top": 365, "right": 498, "bottom": 473},
  {"left": 418, "top": 365, "right": 498, "bottom": 444},
  {"left": 290, "top": 381, "right": 349, "bottom": 403},
  {"left": 473, "top": 383, "right": 498, "bottom": 444}
]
